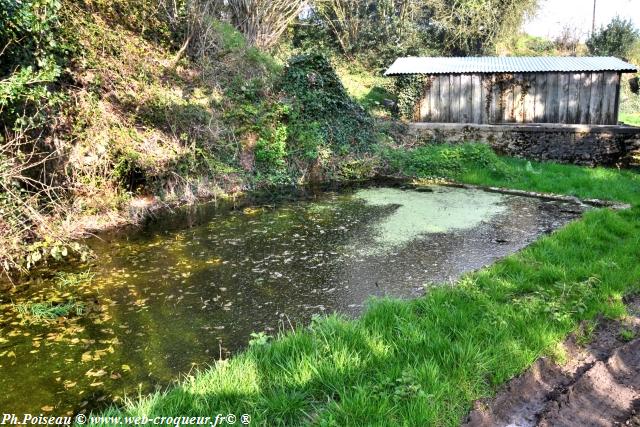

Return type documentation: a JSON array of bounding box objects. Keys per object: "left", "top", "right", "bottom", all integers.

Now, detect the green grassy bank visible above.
[
  {"left": 92, "top": 147, "right": 640, "bottom": 426},
  {"left": 386, "top": 143, "right": 640, "bottom": 205},
  {"left": 620, "top": 112, "right": 640, "bottom": 126}
]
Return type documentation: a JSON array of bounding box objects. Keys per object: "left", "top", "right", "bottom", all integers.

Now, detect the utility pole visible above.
[{"left": 592, "top": 0, "right": 597, "bottom": 35}]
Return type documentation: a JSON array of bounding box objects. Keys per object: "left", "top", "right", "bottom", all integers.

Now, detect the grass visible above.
[
  {"left": 336, "top": 63, "right": 394, "bottom": 117},
  {"left": 14, "top": 299, "right": 85, "bottom": 324},
  {"left": 619, "top": 328, "right": 636, "bottom": 342},
  {"left": 56, "top": 270, "right": 95, "bottom": 288},
  {"left": 386, "top": 143, "right": 640, "bottom": 204},
  {"left": 620, "top": 112, "right": 640, "bottom": 126},
  {"left": 95, "top": 145, "right": 640, "bottom": 426}
]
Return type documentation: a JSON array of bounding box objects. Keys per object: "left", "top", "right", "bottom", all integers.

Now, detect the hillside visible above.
[{"left": 0, "top": 1, "right": 388, "bottom": 277}]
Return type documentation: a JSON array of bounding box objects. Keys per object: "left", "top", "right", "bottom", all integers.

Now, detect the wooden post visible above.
[
  {"left": 513, "top": 73, "right": 523, "bottom": 123},
  {"left": 568, "top": 73, "right": 581, "bottom": 123},
  {"left": 601, "top": 72, "right": 619, "bottom": 125},
  {"left": 471, "top": 74, "right": 483, "bottom": 123},
  {"left": 503, "top": 77, "right": 515, "bottom": 123},
  {"left": 490, "top": 75, "right": 500, "bottom": 124},
  {"left": 419, "top": 80, "right": 430, "bottom": 122},
  {"left": 614, "top": 72, "right": 622, "bottom": 124},
  {"left": 481, "top": 75, "right": 489, "bottom": 124},
  {"left": 450, "top": 75, "right": 461, "bottom": 122},
  {"left": 524, "top": 74, "right": 536, "bottom": 123},
  {"left": 546, "top": 73, "right": 559, "bottom": 123},
  {"left": 461, "top": 74, "right": 473, "bottom": 123},
  {"left": 534, "top": 73, "right": 547, "bottom": 122}
]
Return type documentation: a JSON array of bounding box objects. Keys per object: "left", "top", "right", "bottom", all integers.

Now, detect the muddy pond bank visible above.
[{"left": 0, "top": 183, "right": 589, "bottom": 415}]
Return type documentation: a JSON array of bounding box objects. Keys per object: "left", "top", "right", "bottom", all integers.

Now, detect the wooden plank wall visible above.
[{"left": 417, "top": 71, "right": 621, "bottom": 125}]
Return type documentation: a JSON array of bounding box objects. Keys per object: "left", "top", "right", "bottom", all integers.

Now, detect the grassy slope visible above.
[
  {"left": 336, "top": 63, "right": 393, "bottom": 118},
  {"left": 3, "top": 6, "right": 387, "bottom": 275},
  {"left": 95, "top": 148, "right": 640, "bottom": 426},
  {"left": 460, "top": 158, "right": 640, "bottom": 203}
]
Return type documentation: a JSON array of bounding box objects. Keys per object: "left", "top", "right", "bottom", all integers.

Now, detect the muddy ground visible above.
[{"left": 464, "top": 295, "right": 640, "bottom": 427}]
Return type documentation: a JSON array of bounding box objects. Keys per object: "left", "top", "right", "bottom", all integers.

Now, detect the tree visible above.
[
  {"left": 554, "top": 25, "right": 581, "bottom": 55},
  {"left": 313, "top": 0, "right": 371, "bottom": 56},
  {"left": 427, "top": 0, "right": 540, "bottom": 55},
  {"left": 307, "top": 0, "right": 539, "bottom": 61},
  {"left": 227, "top": 0, "right": 304, "bottom": 49},
  {"left": 313, "top": 0, "right": 421, "bottom": 58},
  {"left": 586, "top": 16, "right": 639, "bottom": 59}
]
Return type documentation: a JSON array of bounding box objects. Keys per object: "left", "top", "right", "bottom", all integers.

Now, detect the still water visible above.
[{"left": 0, "top": 184, "right": 587, "bottom": 414}]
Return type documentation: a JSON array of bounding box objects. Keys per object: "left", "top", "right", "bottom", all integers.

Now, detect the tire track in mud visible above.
[{"left": 464, "top": 296, "right": 640, "bottom": 427}]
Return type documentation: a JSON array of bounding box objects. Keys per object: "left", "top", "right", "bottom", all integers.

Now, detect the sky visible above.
[{"left": 524, "top": 0, "right": 640, "bottom": 40}]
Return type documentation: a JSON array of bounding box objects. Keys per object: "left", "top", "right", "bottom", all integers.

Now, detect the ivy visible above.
[
  {"left": 281, "top": 53, "right": 376, "bottom": 153},
  {"left": 394, "top": 74, "right": 428, "bottom": 121},
  {"left": 0, "top": 0, "right": 70, "bottom": 124}
]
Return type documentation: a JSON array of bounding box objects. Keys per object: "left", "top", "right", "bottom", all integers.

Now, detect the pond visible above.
[{"left": 0, "top": 184, "right": 589, "bottom": 415}]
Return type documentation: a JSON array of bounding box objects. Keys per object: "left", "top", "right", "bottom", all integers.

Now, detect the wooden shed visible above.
[{"left": 385, "top": 57, "right": 637, "bottom": 125}]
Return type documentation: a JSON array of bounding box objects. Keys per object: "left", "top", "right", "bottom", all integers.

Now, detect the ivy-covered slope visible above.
[{"left": 0, "top": 1, "right": 383, "bottom": 276}]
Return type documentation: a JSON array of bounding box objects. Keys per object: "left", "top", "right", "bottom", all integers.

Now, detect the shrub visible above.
[
  {"left": 587, "top": 16, "right": 639, "bottom": 59},
  {"left": 255, "top": 125, "right": 288, "bottom": 171},
  {"left": 385, "top": 143, "right": 510, "bottom": 179},
  {"left": 0, "top": 0, "right": 72, "bottom": 125}
]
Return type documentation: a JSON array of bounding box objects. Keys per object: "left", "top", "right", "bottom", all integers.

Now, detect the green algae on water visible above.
[{"left": 354, "top": 186, "right": 507, "bottom": 252}]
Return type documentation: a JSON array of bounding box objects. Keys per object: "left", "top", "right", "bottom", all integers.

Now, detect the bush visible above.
[
  {"left": 385, "top": 143, "right": 510, "bottom": 179},
  {"left": 0, "top": 0, "right": 71, "bottom": 124},
  {"left": 255, "top": 125, "right": 288, "bottom": 171},
  {"left": 587, "top": 17, "right": 639, "bottom": 59}
]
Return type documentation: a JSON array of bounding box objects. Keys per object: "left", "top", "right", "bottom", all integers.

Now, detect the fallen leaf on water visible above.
[
  {"left": 121, "top": 364, "right": 131, "bottom": 371},
  {"left": 86, "top": 368, "right": 107, "bottom": 377},
  {"left": 41, "top": 406, "right": 54, "bottom": 412}
]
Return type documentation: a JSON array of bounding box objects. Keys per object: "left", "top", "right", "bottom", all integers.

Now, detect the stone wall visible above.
[{"left": 408, "top": 123, "right": 640, "bottom": 167}]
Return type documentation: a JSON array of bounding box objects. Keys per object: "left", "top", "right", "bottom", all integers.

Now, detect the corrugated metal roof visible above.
[{"left": 384, "top": 56, "right": 638, "bottom": 75}]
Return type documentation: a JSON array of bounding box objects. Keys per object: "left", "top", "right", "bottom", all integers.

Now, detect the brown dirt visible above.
[{"left": 463, "top": 295, "right": 640, "bottom": 427}]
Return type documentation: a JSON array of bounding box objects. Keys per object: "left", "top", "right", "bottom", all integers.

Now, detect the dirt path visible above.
[{"left": 463, "top": 296, "right": 640, "bottom": 427}]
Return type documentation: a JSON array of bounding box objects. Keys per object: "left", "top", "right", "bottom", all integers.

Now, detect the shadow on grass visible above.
[{"left": 360, "top": 86, "right": 393, "bottom": 109}]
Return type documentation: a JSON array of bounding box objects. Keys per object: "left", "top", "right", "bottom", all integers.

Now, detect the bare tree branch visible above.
[{"left": 228, "top": 0, "right": 304, "bottom": 49}]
